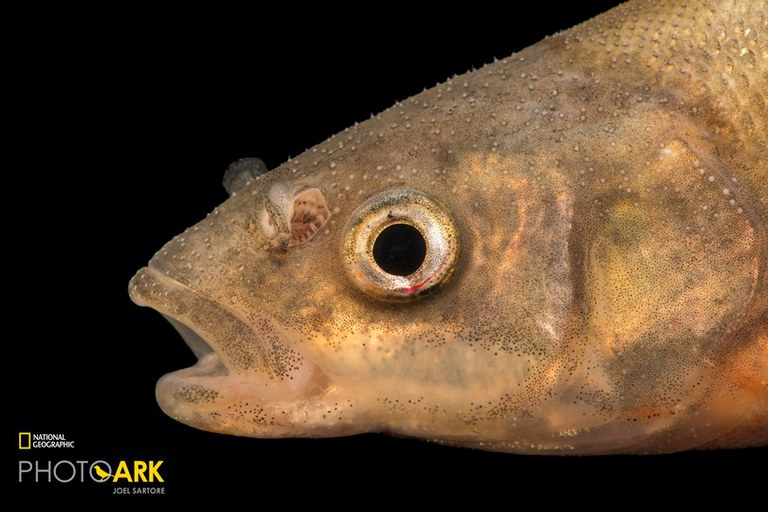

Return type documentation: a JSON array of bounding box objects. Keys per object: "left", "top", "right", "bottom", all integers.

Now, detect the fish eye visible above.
[{"left": 342, "top": 189, "right": 459, "bottom": 301}]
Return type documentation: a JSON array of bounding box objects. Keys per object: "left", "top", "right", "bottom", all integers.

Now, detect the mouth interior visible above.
[
  {"left": 161, "top": 314, "right": 230, "bottom": 378},
  {"left": 163, "top": 315, "right": 214, "bottom": 359}
]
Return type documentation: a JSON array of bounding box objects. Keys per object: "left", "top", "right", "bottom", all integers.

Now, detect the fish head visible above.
[
  {"left": 130, "top": 1, "right": 767, "bottom": 452},
  {"left": 129, "top": 99, "right": 764, "bottom": 451},
  {"left": 128, "top": 106, "right": 590, "bottom": 442}
]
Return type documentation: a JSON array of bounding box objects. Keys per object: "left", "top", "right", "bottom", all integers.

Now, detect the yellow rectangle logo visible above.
[{"left": 19, "top": 432, "right": 31, "bottom": 449}]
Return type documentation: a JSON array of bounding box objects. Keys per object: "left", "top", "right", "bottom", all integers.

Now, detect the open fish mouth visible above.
[
  {"left": 128, "top": 266, "right": 271, "bottom": 377},
  {"left": 128, "top": 266, "right": 338, "bottom": 435}
]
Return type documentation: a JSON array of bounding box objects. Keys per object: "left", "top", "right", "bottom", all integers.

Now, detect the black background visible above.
[{"left": 13, "top": 1, "right": 764, "bottom": 504}]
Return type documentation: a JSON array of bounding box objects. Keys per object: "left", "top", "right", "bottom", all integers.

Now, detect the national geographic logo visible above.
[
  {"left": 17, "top": 432, "right": 166, "bottom": 495},
  {"left": 19, "top": 432, "right": 75, "bottom": 449}
]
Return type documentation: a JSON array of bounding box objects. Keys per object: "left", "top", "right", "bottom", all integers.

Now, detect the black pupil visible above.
[{"left": 372, "top": 223, "right": 427, "bottom": 276}]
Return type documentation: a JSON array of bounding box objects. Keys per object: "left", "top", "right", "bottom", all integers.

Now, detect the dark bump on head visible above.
[{"left": 223, "top": 157, "right": 269, "bottom": 195}]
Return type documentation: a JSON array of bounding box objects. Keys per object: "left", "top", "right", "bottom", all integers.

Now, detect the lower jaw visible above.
[{"left": 154, "top": 358, "right": 369, "bottom": 438}]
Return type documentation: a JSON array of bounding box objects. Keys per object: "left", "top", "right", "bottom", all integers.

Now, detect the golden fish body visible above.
[{"left": 130, "top": 0, "right": 767, "bottom": 454}]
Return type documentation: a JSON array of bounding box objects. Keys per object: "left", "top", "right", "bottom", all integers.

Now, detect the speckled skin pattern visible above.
[{"left": 130, "top": 0, "right": 766, "bottom": 454}]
